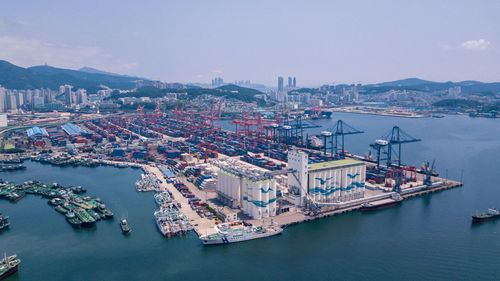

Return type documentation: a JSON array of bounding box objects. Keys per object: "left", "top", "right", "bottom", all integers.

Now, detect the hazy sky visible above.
[{"left": 1, "top": 0, "right": 499, "bottom": 86}]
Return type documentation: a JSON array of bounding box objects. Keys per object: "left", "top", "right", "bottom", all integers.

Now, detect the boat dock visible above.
[{"left": 143, "top": 166, "right": 217, "bottom": 236}]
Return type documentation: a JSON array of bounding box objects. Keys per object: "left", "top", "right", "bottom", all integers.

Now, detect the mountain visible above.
[
  {"left": 0, "top": 60, "right": 56, "bottom": 89},
  {"left": 78, "top": 67, "right": 127, "bottom": 77},
  {"left": 367, "top": 78, "right": 500, "bottom": 94},
  {"left": 28, "top": 65, "right": 141, "bottom": 90},
  {"left": 373, "top": 78, "right": 435, "bottom": 87},
  {"left": 0, "top": 60, "right": 145, "bottom": 92},
  {"left": 107, "top": 84, "right": 272, "bottom": 105}
]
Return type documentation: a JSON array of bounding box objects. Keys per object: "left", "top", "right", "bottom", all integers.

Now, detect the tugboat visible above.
[
  {"left": 120, "top": 218, "right": 131, "bottom": 234},
  {"left": 0, "top": 213, "right": 9, "bottom": 231},
  {"left": 472, "top": 208, "right": 500, "bottom": 223},
  {"left": 0, "top": 253, "right": 21, "bottom": 280}
]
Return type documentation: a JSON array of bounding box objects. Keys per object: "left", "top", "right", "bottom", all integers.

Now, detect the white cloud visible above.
[
  {"left": 460, "top": 39, "right": 490, "bottom": 51},
  {"left": 211, "top": 69, "right": 223, "bottom": 74},
  {"left": 0, "top": 35, "right": 137, "bottom": 72}
]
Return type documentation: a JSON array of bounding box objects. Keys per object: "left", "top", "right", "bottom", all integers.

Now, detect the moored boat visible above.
[
  {"left": 74, "top": 207, "right": 96, "bottom": 227},
  {"left": 0, "top": 213, "right": 9, "bottom": 231},
  {"left": 97, "top": 204, "right": 114, "bottom": 219},
  {"left": 65, "top": 212, "right": 82, "bottom": 228},
  {"left": 360, "top": 194, "right": 403, "bottom": 212},
  {"left": 7, "top": 191, "right": 26, "bottom": 202},
  {"left": 0, "top": 253, "right": 21, "bottom": 280},
  {"left": 55, "top": 205, "right": 69, "bottom": 214},
  {"left": 199, "top": 222, "right": 283, "bottom": 245}
]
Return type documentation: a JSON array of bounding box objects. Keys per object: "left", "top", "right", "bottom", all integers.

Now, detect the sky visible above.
[{"left": 0, "top": 0, "right": 499, "bottom": 87}]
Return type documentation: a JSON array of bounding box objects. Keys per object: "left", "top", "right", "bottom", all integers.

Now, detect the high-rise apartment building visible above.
[
  {"left": 0, "top": 86, "right": 6, "bottom": 113},
  {"left": 278, "top": 76, "right": 284, "bottom": 92},
  {"left": 64, "top": 85, "right": 73, "bottom": 105}
]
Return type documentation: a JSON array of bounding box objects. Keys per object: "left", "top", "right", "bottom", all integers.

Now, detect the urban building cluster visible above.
[{"left": 0, "top": 84, "right": 59, "bottom": 112}]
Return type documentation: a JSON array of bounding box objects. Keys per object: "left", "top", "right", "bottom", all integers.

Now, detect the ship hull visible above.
[
  {"left": 472, "top": 214, "right": 500, "bottom": 223},
  {"left": 0, "top": 264, "right": 18, "bottom": 280},
  {"left": 9, "top": 193, "right": 26, "bottom": 203},
  {"left": 201, "top": 229, "right": 283, "bottom": 245},
  {"left": 360, "top": 201, "right": 401, "bottom": 212}
]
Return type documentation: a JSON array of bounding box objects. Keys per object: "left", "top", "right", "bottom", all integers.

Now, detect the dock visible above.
[
  {"left": 143, "top": 165, "right": 217, "bottom": 236},
  {"left": 248, "top": 179, "right": 463, "bottom": 228}
]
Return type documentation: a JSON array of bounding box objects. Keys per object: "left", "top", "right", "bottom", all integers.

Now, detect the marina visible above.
[{"left": 0, "top": 180, "right": 113, "bottom": 229}]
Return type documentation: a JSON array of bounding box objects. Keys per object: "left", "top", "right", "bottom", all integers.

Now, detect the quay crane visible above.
[
  {"left": 422, "top": 160, "right": 435, "bottom": 187},
  {"left": 319, "top": 120, "right": 363, "bottom": 156},
  {"left": 370, "top": 126, "right": 421, "bottom": 169}
]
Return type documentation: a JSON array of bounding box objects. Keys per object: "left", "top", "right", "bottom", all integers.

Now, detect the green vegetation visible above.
[
  {"left": 108, "top": 84, "right": 275, "bottom": 106},
  {"left": 433, "top": 99, "right": 481, "bottom": 108},
  {"left": 0, "top": 60, "right": 141, "bottom": 91},
  {"left": 0, "top": 143, "right": 24, "bottom": 154},
  {"left": 119, "top": 101, "right": 179, "bottom": 112},
  {"left": 288, "top": 88, "right": 320, "bottom": 94}
]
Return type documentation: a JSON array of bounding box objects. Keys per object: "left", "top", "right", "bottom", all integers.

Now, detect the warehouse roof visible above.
[
  {"left": 61, "top": 123, "right": 87, "bottom": 135},
  {"left": 308, "top": 158, "right": 363, "bottom": 171},
  {"left": 27, "top": 126, "right": 49, "bottom": 137},
  {"left": 161, "top": 167, "right": 176, "bottom": 178}
]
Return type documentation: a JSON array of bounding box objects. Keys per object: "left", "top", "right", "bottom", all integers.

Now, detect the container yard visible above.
[{"left": 3, "top": 108, "right": 463, "bottom": 243}]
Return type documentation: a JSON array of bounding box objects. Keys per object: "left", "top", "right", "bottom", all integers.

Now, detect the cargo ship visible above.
[
  {"left": 0, "top": 165, "right": 26, "bottom": 172},
  {"left": 74, "top": 207, "right": 96, "bottom": 227},
  {"left": 472, "top": 208, "right": 499, "bottom": 223},
  {"left": 360, "top": 195, "right": 403, "bottom": 212},
  {"left": 7, "top": 191, "right": 25, "bottom": 202},
  {"left": 65, "top": 212, "right": 82, "bottom": 228},
  {"left": 97, "top": 204, "right": 114, "bottom": 219},
  {"left": 0, "top": 253, "right": 20, "bottom": 280},
  {"left": 199, "top": 222, "right": 283, "bottom": 245}
]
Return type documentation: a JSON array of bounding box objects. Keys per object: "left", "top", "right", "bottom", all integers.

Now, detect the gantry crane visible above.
[
  {"left": 370, "top": 126, "right": 421, "bottom": 169},
  {"left": 320, "top": 120, "right": 363, "bottom": 156}
]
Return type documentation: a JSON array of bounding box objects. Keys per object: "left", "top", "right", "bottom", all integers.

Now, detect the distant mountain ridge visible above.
[
  {"left": 365, "top": 78, "right": 500, "bottom": 94},
  {"left": 1, "top": 59, "right": 499, "bottom": 95},
  {"left": 78, "top": 66, "right": 128, "bottom": 77},
  {"left": 0, "top": 60, "right": 145, "bottom": 92}
]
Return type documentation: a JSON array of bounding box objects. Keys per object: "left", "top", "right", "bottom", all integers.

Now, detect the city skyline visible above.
[{"left": 1, "top": 1, "right": 499, "bottom": 86}]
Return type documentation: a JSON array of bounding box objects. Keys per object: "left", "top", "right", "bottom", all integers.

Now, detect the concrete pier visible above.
[{"left": 143, "top": 165, "right": 218, "bottom": 236}]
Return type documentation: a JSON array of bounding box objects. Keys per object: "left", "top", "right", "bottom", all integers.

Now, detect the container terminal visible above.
[{"left": 0, "top": 107, "right": 463, "bottom": 243}]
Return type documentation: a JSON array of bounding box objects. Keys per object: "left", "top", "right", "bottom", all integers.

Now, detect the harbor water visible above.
[{"left": 1, "top": 112, "right": 500, "bottom": 280}]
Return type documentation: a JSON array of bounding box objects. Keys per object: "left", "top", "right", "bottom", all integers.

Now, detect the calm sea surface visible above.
[{"left": 1, "top": 112, "right": 500, "bottom": 280}]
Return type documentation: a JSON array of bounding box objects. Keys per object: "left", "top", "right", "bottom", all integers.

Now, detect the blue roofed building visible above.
[
  {"left": 61, "top": 123, "right": 88, "bottom": 136},
  {"left": 27, "top": 127, "right": 49, "bottom": 138}
]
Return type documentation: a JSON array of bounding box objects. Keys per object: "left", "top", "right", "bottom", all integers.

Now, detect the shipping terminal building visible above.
[
  {"left": 287, "top": 150, "right": 366, "bottom": 208},
  {"left": 216, "top": 150, "right": 366, "bottom": 220}
]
